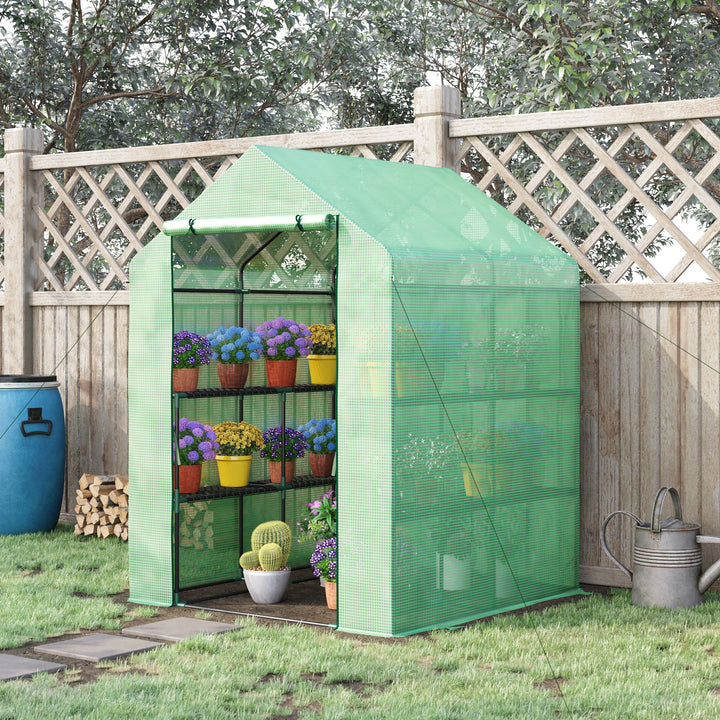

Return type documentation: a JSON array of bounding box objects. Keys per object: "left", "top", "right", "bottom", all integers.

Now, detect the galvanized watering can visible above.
[{"left": 601, "top": 487, "right": 720, "bottom": 608}]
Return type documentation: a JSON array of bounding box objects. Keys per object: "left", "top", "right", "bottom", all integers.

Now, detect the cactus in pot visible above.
[{"left": 240, "top": 521, "right": 292, "bottom": 604}]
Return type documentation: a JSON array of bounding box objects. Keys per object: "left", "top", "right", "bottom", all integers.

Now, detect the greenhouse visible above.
[{"left": 127, "top": 144, "right": 580, "bottom": 637}]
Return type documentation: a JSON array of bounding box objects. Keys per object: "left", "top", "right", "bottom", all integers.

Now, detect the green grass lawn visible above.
[{"left": 2, "top": 526, "right": 720, "bottom": 719}]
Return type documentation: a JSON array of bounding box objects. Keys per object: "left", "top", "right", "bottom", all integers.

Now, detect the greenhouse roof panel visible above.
[{"left": 254, "top": 145, "right": 576, "bottom": 265}]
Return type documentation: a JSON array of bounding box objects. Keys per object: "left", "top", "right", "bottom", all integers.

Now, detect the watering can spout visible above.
[{"left": 697, "top": 536, "right": 720, "bottom": 594}]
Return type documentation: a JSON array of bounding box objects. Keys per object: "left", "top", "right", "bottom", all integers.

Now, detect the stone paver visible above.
[
  {"left": 34, "top": 633, "right": 161, "bottom": 662},
  {"left": 122, "top": 617, "right": 238, "bottom": 642},
  {"left": 0, "top": 654, "right": 66, "bottom": 681}
]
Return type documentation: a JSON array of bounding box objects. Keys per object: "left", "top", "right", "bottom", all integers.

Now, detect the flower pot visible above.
[
  {"left": 216, "top": 455, "right": 252, "bottom": 487},
  {"left": 177, "top": 464, "right": 202, "bottom": 494},
  {"left": 325, "top": 580, "right": 337, "bottom": 610},
  {"left": 268, "top": 459, "right": 295, "bottom": 484},
  {"left": 173, "top": 367, "right": 199, "bottom": 393},
  {"left": 243, "top": 568, "right": 291, "bottom": 604},
  {"left": 265, "top": 359, "right": 297, "bottom": 387},
  {"left": 461, "top": 462, "right": 494, "bottom": 497},
  {"left": 217, "top": 363, "right": 250, "bottom": 389},
  {"left": 308, "top": 452, "right": 335, "bottom": 478},
  {"left": 436, "top": 553, "right": 472, "bottom": 591},
  {"left": 307, "top": 355, "right": 336, "bottom": 384},
  {"left": 366, "top": 361, "right": 385, "bottom": 398}
]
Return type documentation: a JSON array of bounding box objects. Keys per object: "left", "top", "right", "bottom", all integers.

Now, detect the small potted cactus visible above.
[{"left": 239, "top": 520, "right": 292, "bottom": 604}]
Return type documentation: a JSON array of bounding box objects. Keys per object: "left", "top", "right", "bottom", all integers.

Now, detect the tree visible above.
[
  {"left": 342, "top": 0, "right": 720, "bottom": 279},
  {"left": 0, "top": 0, "right": 386, "bottom": 153}
]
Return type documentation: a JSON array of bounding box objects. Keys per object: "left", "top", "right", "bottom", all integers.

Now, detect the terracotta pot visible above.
[
  {"left": 309, "top": 452, "right": 335, "bottom": 478},
  {"left": 173, "top": 367, "right": 199, "bottom": 393},
  {"left": 177, "top": 464, "right": 202, "bottom": 494},
  {"left": 265, "top": 359, "right": 297, "bottom": 387},
  {"left": 217, "top": 362, "right": 250, "bottom": 389},
  {"left": 325, "top": 580, "right": 337, "bottom": 610},
  {"left": 268, "top": 459, "right": 295, "bottom": 484}
]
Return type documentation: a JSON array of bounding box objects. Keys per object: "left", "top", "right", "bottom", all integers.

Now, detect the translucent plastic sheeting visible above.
[{"left": 128, "top": 144, "right": 580, "bottom": 635}]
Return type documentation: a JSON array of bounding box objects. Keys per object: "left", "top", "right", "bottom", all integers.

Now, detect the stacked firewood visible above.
[
  {"left": 179, "top": 502, "right": 214, "bottom": 550},
  {"left": 73, "top": 474, "right": 129, "bottom": 540}
]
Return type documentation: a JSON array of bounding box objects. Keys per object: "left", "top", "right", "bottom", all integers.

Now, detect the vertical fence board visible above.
[
  {"left": 597, "top": 302, "right": 621, "bottom": 569},
  {"left": 679, "top": 303, "right": 701, "bottom": 524},
  {"left": 579, "top": 302, "right": 599, "bottom": 569},
  {"left": 658, "top": 303, "right": 681, "bottom": 492},
  {"left": 700, "top": 303, "right": 720, "bottom": 575},
  {"left": 619, "top": 302, "right": 641, "bottom": 526},
  {"left": 638, "top": 304, "right": 660, "bottom": 518}
]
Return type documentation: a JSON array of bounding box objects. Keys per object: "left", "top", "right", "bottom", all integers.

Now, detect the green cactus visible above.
[
  {"left": 251, "top": 521, "right": 291, "bottom": 566},
  {"left": 258, "top": 542, "right": 285, "bottom": 571},
  {"left": 239, "top": 550, "right": 259, "bottom": 569}
]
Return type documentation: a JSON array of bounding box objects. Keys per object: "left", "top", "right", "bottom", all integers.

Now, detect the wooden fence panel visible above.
[
  {"left": 580, "top": 295, "right": 720, "bottom": 587},
  {"left": 32, "top": 300, "right": 129, "bottom": 511}
]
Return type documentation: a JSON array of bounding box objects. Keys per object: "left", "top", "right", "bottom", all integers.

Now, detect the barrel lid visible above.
[{"left": 0, "top": 374, "right": 57, "bottom": 383}]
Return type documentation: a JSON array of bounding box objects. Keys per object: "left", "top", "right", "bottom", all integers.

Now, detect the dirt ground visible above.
[{"left": 7, "top": 578, "right": 609, "bottom": 686}]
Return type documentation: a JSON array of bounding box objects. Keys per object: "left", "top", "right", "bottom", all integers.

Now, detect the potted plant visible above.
[
  {"left": 310, "top": 536, "right": 338, "bottom": 609},
  {"left": 493, "top": 326, "right": 543, "bottom": 390},
  {"left": 174, "top": 418, "right": 219, "bottom": 493},
  {"left": 260, "top": 426, "right": 307, "bottom": 484},
  {"left": 239, "top": 521, "right": 292, "bottom": 604},
  {"left": 397, "top": 431, "right": 458, "bottom": 502},
  {"left": 255, "top": 317, "right": 312, "bottom": 387},
  {"left": 458, "top": 421, "right": 548, "bottom": 497},
  {"left": 207, "top": 326, "right": 263, "bottom": 389},
  {"left": 172, "top": 330, "right": 212, "bottom": 392},
  {"left": 297, "top": 490, "right": 337, "bottom": 586},
  {"left": 297, "top": 490, "right": 337, "bottom": 544},
  {"left": 307, "top": 323, "right": 336, "bottom": 384},
  {"left": 393, "top": 320, "right": 455, "bottom": 396},
  {"left": 213, "top": 421, "right": 265, "bottom": 487},
  {"left": 297, "top": 418, "right": 336, "bottom": 477}
]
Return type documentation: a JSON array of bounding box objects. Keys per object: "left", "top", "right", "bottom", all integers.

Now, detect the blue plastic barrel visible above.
[{"left": 0, "top": 375, "right": 66, "bottom": 534}]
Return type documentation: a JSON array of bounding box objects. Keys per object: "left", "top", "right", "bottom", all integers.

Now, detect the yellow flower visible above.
[
  {"left": 309, "top": 323, "right": 336, "bottom": 355},
  {"left": 213, "top": 421, "right": 264, "bottom": 456}
]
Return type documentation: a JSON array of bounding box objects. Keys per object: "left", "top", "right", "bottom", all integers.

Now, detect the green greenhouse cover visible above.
[{"left": 128, "top": 144, "right": 580, "bottom": 637}]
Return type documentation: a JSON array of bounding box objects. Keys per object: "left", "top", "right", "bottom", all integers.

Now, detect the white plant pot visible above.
[
  {"left": 243, "top": 568, "right": 291, "bottom": 604},
  {"left": 435, "top": 553, "right": 471, "bottom": 591}
]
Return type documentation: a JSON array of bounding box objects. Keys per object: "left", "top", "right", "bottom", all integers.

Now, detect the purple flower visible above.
[
  {"left": 289, "top": 325, "right": 300, "bottom": 334},
  {"left": 267, "top": 328, "right": 278, "bottom": 338},
  {"left": 173, "top": 331, "right": 211, "bottom": 369},
  {"left": 267, "top": 347, "right": 278, "bottom": 357},
  {"left": 176, "top": 417, "right": 218, "bottom": 466},
  {"left": 284, "top": 346, "right": 296, "bottom": 357},
  {"left": 271, "top": 319, "right": 284, "bottom": 330}
]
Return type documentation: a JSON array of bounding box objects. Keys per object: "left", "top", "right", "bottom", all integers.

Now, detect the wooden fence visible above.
[{"left": 2, "top": 86, "right": 720, "bottom": 587}]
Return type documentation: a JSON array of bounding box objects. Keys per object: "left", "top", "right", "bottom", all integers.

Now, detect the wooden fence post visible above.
[
  {"left": 413, "top": 85, "right": 461, "bottom": 171},
  {"left": 3, "top": 127, "right": 44, "bottom": 375}
]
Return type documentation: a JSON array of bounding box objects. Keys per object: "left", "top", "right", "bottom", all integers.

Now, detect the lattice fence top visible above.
[
  {"left": 452, "top": 100, "right": 720, "bottom": 284},
  {"left": 31, "top": 134, "right": 413, "bottom": 292}
]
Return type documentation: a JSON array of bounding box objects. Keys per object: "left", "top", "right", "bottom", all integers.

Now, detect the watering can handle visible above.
[
  {"left": 651, "top": 487, "right": 683, "bottom": 533},
  {"left": 600, "top": 510, "right": 641, "bottom": 579}
]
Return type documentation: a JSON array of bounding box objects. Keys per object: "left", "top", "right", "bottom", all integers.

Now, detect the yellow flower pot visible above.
[
  {"left": 216, "top": 455, "right": 252, "bottom": 487},
  {"left": 307, "top": 354, "right": 336, "bottom": 384}
]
